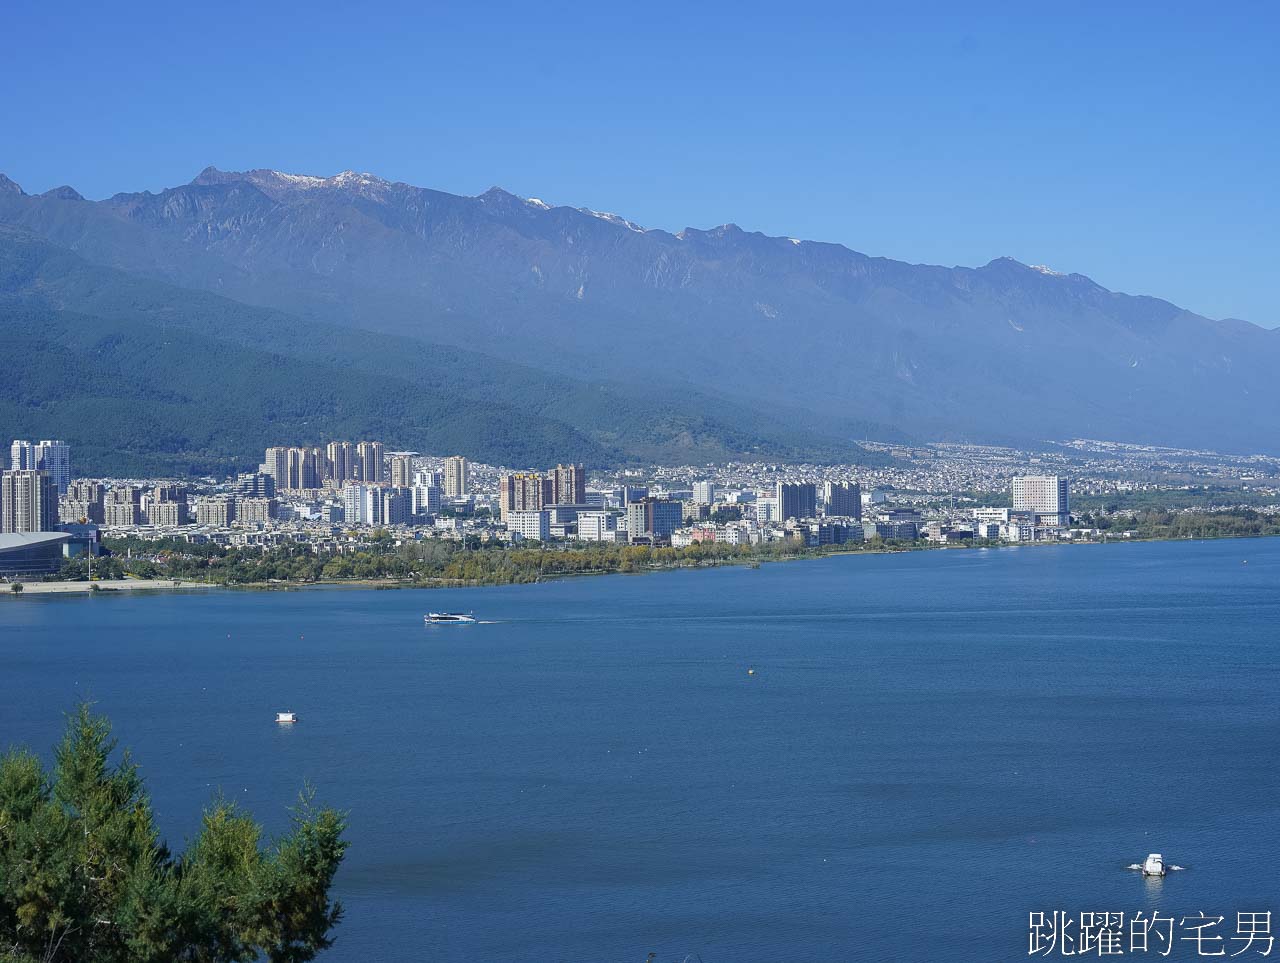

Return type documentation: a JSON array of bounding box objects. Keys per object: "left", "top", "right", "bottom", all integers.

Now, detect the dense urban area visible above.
[{"left": 2, "top": 436, "right": 1279, "bottom": 587}]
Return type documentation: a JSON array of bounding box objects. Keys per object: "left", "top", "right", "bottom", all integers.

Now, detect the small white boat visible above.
[
  {"left": 275, "top": 711, "right": 297, "bottom": 724},
  {"left": 1126, "top": 853, "right": 1184, "bottom": 876},
  {"left": 425, "top": 612, "right": 477, "bottom": 624}
]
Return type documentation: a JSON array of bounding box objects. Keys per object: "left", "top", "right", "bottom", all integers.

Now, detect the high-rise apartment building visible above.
[
  {"left": 342, "top": 485, "right": 368, "bottom": 525},
  {"left": 692, "top": 481, "right": 717, "bottom": 505},
  {"left": 327, "top": 441, "right": 355, "bottom": 483},
  {"left": 412, "top": 484, "right": 442, "bottom": 517},
  {"left": 285, "top": 447, "right": 320, "bottom": 490},
  {"left": 550, "top": 464, "right": 586, "bottom": 505},
  {"left": 7, "top": 440, "right": 70, "bottom": 494},
  {"left": 263, "top": 447, "right": 290, "bottom": 492},
  {"left": 9, "top": 440, "right": 36, "bottom": 471},
  {"left": 390, "top": 455, "right": 413, "bottom": 488},
  {"left": 1, "top": 470, "right": 58, "bottom": 533},
  {"left": 500, "top": 472, "right": 551, "bottom": 520},
  {"left": 443, "top": 456, "right": 468, "bottom": 497},
  {"left": 342, "top": 484, "right": 409, "bottom": 526},
  {"left": 776, "top": 482, "right": 818, "bottom": 521},
  {"left": 1012, "top": 476, "right": 1070, "bottom": 526},
  {"left": 356, "top": 442, "right": 384, "bottom": 483},
  {"left": 380, "top": 487, "right": 412, "bottom": 526},
  {"left": 822, "top": 481, "right": 862, "bottom": 519},
  {"left": 35, "top": 441, "right": 71, "bottom": 494}
]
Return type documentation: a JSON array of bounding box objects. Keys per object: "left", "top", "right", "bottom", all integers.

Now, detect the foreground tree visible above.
[{"left": 0, "top": 706, "right": 347, "bottom": 963}]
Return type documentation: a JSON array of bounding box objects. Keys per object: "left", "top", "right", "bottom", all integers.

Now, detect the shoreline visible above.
[
  {"left": 3, "top": 578, "right": 220, "bottom": 595},
  {"left": 5, "top": 531, "right": 1274, "bottom": 598}
]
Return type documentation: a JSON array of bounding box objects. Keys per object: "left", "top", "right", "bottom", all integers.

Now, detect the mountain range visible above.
[{"left": 1, "top": 166, "right": 1277, "bottom": 473}]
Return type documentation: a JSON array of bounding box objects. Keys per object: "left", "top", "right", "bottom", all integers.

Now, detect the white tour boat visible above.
[
  {"left": 425, "top": 612, "right": 477, "bottom": 624},
  {"left": 275, "top": 711, "right": 298, "bottom": 723},
  {"left": 1126, "top": 853, "right": 1185, "bottom": 876}
]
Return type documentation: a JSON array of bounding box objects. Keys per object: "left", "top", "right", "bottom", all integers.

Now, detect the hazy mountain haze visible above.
[{"left": 2, "top": 166, "right": 1277, "bottom": 459}]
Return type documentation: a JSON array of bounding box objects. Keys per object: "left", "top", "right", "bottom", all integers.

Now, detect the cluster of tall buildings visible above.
[
  {"left": 1, "top": 421, "right": 1078, "bottom": 563},
  {"left": 2, "top": 440, "right": 71, "bottom": 534},
  {"left": 262, "top": 441, "right": 388, "bottom": 491},
  {"left": 339, "top": 454, "right": 468, "bottom": 527},
  {"left": 257, "top": 444, "right": 470, "bottom": 527},
  {"left": 3, "top": 435, "right": 475, "bottom": 540},
  {"left": 260, "top": 443, "right": 470, "bottom": 498},
  {"left": 0, "top": 440, "right": 83, "bottom": 577},
  {"left": 498, "top": 464, "right": 586, "bottom": 520},
  {"left": 758, "top": 480, "right": 862, "bottom": 524},
  {"left": 9, "top": 440, "right": 71, "bottom": 494}
]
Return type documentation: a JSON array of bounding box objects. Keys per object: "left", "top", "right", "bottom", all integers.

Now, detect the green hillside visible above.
[{"left": 0, "top": 228, "right": 886, "bottom": 475}]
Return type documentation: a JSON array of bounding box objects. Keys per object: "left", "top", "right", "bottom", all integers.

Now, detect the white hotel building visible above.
[{"left": 1012, "top": 475, "right": 1070, "bottom": 526}]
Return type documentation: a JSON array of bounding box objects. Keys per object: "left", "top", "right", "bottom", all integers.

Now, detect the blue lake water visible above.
[{"left": 2, "top": 538, "right": 1279, "bottom": 961}]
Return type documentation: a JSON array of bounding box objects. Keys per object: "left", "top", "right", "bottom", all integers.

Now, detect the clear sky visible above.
[{"left": 3, "top": 0, "right": 1277, "bottom": 326}]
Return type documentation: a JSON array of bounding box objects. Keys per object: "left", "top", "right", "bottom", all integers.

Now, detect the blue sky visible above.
[{"left": 3, "top": 1, "right": 1277, "bottom": 326}]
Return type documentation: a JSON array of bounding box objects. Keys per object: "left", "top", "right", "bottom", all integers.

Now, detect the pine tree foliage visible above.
[{"left": 0, "top": 707, "right": 347, "bottom": 963}]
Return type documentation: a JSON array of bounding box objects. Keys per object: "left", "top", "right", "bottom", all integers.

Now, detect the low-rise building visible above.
[
  {"left": 682, "top": 501, "right": 710, "bottom": 523},
  {"left": 801, "top": 521, "right": 864, "bottom": 547},
  {"left": 0, "top": 531, "right": 72, "bottom": 577},
  {"left": 577, "top": 511, "right": 619, "bottom": 542}
]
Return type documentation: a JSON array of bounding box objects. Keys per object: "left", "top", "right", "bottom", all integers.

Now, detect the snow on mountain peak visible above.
[
  {"left": 265, "top": 171, "right": 329, "bottom": 189},
  {"left": 579, "top": 208, "right": 645, "bottom": 233},
  {"left": 192, "top": 168, "right": 393, "bottom": 199},
  {"left": 329, "top": 170, "right": 388, "bottom": 189}
]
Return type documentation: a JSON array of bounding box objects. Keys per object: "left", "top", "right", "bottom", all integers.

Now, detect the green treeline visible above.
[
  {"left": 1077, "top": 509, "right": 1280, "bottom": 540},
  {"left": 61, "top": 535, "right": 904, "bottom": 587},
  {"left": 47, "top": 509, "right": 1280, "bottom": 589}
]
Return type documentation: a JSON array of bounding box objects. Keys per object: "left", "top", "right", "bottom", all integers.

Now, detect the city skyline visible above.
[{"left": 12, "top": 425, "right": 1252, "bottom": 571}]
